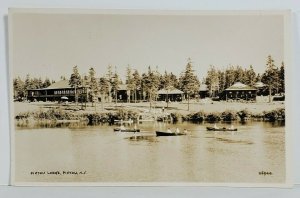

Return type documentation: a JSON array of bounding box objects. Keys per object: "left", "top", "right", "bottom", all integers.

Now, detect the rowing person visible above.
[
  {"left": 183, "top": 129, "right": 188, "bottom": 134},
  {"left": 229, "top": 124, "right": 235, "bottom": 130},
  {"left": 175, "top": 127, "right": 180, "bottom": 134},
  {"left": 167, "top": 128, "right": 172, "bottom": 133},
  {"left": 214, "top": 123, "right": 219, "bottom": 129},
  {"left": 120, "top": 125, "right": 126, "bottom": 131}
]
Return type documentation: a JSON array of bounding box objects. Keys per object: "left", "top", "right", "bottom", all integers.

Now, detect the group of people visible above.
[
  {"left": 166, "top": 128, "right": 188, "bottom": 134},
  {"left": 214, "top": 123, "right": 235, "bottom": 130}
]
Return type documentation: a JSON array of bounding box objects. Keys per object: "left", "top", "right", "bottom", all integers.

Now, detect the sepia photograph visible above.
[{"left": 9, "top": 9, "right": 292, "bottom": 186}]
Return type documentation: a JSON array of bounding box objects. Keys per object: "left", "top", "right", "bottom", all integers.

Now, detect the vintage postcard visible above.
[{"left": 9, "top": 9, "right": 292, "bottom": 186}]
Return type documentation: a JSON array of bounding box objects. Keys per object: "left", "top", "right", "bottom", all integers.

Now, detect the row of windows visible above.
[
  {"left": 54, "top": 90, "right": 75, "bottom": 95},
  {"left": 29, "top": 89, "right": 86, "bottom": 96}
]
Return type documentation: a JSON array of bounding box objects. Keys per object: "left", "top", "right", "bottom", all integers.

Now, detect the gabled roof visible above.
[
  {"left": 46, "top": 80, "right": 72, "bottom": 89},
  {"left": 199, "top": 84, "right": 208, "bottom": 91},
  {"left": 157, "top": 88, "right": 183, "bottom": 94},
  {"left": 225, "top": 82, "right": 257, "bottom": 91},
  {"left": 118, "top": 84, "right": 127, "bottom": 91},
  {"left": 254, "top": 81, "right": 266, "bottom": 88}
]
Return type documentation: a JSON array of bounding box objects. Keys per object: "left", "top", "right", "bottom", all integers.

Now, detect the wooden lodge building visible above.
[
  {"left": 223, "top": 82, "right": 257, "bottom": 101},
  {"left": 199, "top": 84, "right": 209, "bottom": 99},
  {"left": 27, "top": 80, "right": 88, "bottom": 102},
  {"left": 157, "top": 88, "right": 184, "bottom": 102}
]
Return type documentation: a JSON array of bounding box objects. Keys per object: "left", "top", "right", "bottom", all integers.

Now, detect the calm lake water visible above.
[{"left": 15, "top": 121, "right": 285, "bottom": 183}]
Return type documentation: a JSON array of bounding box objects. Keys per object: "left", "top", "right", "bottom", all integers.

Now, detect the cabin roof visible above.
[
  {"left": 254, "top": 81, "right": 266, "bottom": 88},
  {"left": 27, "top": 80, "right": 88, "bottom": 91},
  {"left": 225, "top": 82, "right": 257, "bottom": 91},
  {"left": 199, "top": 84, "right": 208, "bottom": 91},
  {"left": 157, "top": 88, "right": 184, "bottom": 94},
  {"left": 118, "top": 84, "right": 127, "bottom": 91},
  {"left": 46, "top": 80, "right": 72, "bottom": 89}
]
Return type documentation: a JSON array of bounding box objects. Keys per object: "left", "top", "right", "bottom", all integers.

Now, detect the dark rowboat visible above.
[
  {"left": 156, "top": 131, "right": 186, "bottom": 136},
  {"left": 114, "top": 128, "right": 140, "bottom": 132},
  {"left": 206, "top": 127, "right": 237, "bottom": 131}
]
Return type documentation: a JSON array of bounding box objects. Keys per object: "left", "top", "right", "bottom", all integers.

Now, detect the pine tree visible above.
[
  {"left": 99, "top": 77, "right": 109, "bottom": 110},
  {"left": 106, "top": 65, "right": 113, "bottom": 103},
  {"left": 205, "top": 65, "right": 219, "bottom": 97},
  {"left": 88, "top": 67, "right": 99, "bottom": 108},
  {"left": 132, "top": 70, "right": 141, "bottom": 103},
  {"left": 126, "top": 65, "right": 135, "bottom": 103},
  {"left": 69, "top": 65, "right": 81, "bottom": 105},
  {"left": 162, "top": 71, "right": 172, "bottom": 107},
  {"left": 179, "top": 59, "right": 200, "bottom": 110},
  {"left": 141, "top": 66, "right": 160, "bottom": 109},
  {"left": 245, "top": 65, "right": 256, "bottom": 87},
  {"left": 111, "top": 69, "right": 120, "bottom": 104},
  {"left": 43, "top": 78, "right": 51, "bottom": 88},
  {"left": 225, "top": 65, "right": 235, "bottom": 89},
  {"left": 279, "top": 62, "right": 285, "bottom": 93},
  {"left": 261, "top": 55, "right": 280, "bottom": 102},
  {"left": 13, "top": 77, "right": 25, "bottom": 99}
]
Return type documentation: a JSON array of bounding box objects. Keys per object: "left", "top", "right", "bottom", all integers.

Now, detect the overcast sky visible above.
[{"left": 11, "top": 12, "right": 284, "bottom": 82}]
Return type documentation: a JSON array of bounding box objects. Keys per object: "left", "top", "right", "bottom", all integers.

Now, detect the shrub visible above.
[
  {"left": 205, "top": 112, "right": 221, "bottom": 122},
  {"left": 221, "top": 110, "right": 237, "bottom": 121},
  {"left": 237, "top": 109, "right": 250, "bottom": 121}
]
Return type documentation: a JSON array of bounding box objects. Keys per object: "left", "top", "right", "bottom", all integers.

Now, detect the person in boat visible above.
[
  {"left": 134, "top": 124, "right": 137, "bottom": 130},
  {"left": 214, "top": 123, "right": 219, "bottom": 129},
  {"left": 175, "top": 127, "right": 180, "bottom": 134},
  {"left": 183, "top": 129, "right": 188, "bottom": 134},
  {"left": 167, "top": 128, "right": 172, "bottom": 133},
  {"left": 229, "top": 124, "right": 235, "bottom": 130},
  {"left": 120, "top": 125, "right": 126, "bottom": 130}
]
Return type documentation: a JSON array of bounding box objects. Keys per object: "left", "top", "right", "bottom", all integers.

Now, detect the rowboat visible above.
[
  {"left": 114, "top": 120, "right": 134, "bottom": 124},
  {"left": 156, "top": 131, "right": 186, "bottom": 136},
  {"left": 206, "top": 127, "right": 237, "bottom": 131},
  {"left": 113, "top": 128, "right": 140, "bottom": 132}
]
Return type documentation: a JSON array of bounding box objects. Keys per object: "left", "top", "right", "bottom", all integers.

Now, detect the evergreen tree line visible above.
[
  {"left": 68, "top": 59, "right": 199, "bottom": 110},
  {"left": 205, "top": 55, "right": 285, "bottom": 97},
  {"left": 13, "top": 75, "right": 55, "bottom": 100},
  {"left": 13, "top": 55, "right": 284, "bottom": 105}
]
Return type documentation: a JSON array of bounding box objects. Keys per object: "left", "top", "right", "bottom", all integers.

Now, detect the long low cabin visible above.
[{"left": 27, "top": 80, "right": 88, "bottom": 102}]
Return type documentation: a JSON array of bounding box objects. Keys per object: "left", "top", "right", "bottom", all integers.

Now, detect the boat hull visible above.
[
  {"left": 156, "top": 131, "right": 186, "bottom": 136},
  {"left": 206, "top": 127, "right": 237, "bottom": 131},
  {"left": 114, "top": 128, "right": 140, "bottom": 132}
]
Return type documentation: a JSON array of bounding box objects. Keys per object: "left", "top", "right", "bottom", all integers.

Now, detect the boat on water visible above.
[
  {"left": 113, "top": 128, "right": 140, "bottom": 132},
  {"left": 114, "top": 119, "right": 134, "bottom": 124},
  {"left": 156, "top": 131, "right": 186, "bottom": 136},
  {"left": 206, "top": 127, "right": 237, "bottom": 131}
]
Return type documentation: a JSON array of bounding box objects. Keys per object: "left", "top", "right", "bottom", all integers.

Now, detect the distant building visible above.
[
  {"left": 199, "top": 84, "right": 209, "bottom": 99},
  {"left": 157, "top": 88, "right": 184, "bottom": 102},
  {"left": 27, "top": 80, "right": 88, "bottom": 102},
  {"left": 116, "top": 84, "right": 128, "bottom": 102},
  {"left": 224, "top": 82, "right": 257, "bottom": 101},
  {"left": 254, "top": 81, "right": 267, "bottom": 96},
  {"left": 115, "top": 84, "right": 143, "bottom": 102}
]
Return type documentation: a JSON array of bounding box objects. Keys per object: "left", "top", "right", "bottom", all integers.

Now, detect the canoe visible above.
[
  {"left": 206, "top": 127, "right": 237, "bottom": 131},
  {"left": 156, "top": 131, "right": 186, "bottom": 136},
  {"left": 114, "top": 128, "right": 140, "bottom": 132}
]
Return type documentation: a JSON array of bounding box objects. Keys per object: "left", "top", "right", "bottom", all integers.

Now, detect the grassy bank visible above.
[
  {"left": 15, "top": 106, "right": 285, "bottom": 126},
  {"left": 15, "top": 108, "right": 140, "bottom": 125},
  {"left": 182, "top": 108, "right": 285, "bottom": 122}
]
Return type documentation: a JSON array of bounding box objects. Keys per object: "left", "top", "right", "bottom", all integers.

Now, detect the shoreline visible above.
[{"left": 14, "top": 101, "right": 285, "bottom": 125}]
